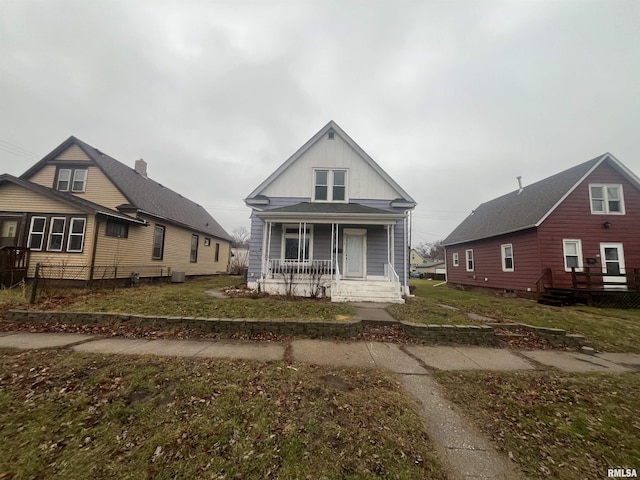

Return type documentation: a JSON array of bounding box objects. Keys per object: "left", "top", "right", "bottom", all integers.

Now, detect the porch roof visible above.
[{"left": 255, "top": 202, "right": 405, "bottom": 224}]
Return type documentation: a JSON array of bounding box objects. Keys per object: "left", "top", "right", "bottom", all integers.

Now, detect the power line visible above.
[{"left": 0, "top": 140, "right": 39, "bottom": 157}]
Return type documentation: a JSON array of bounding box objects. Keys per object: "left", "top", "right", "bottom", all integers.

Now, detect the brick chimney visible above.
[{"left": 135, "top": 159, "right": 147, "bottom": 177}]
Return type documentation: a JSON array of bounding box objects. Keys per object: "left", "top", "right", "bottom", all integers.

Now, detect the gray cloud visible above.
[{"left": 1, "top": 0, "right": 638, "bottom": 243}]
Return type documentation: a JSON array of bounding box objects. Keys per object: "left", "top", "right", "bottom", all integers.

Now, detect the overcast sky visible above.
[{"left": 1, "top": 0, "right": 639, "bottom": 245}]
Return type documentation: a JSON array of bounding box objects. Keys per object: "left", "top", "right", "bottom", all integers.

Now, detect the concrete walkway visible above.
[{"left": 2, "top": 331, "right": 640, "bottom": 480}]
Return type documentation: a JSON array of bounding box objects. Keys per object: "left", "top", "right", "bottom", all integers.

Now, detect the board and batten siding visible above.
[
  {"left": 28, "top": 164, "right": 128, "bottom": 211},
  {"left": 537, "top": 162, "right": 640, "bottom": 288},
  {"left": 260, "top": 134, "right": 402, "bottom": 200},
  {"left": 445, "top": 228, "right": 541, "bottom": 292}
]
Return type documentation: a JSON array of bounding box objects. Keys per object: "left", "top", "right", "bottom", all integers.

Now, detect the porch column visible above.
[
  {"left": 261, "top": 221, "right": 268, "bottom": 275},
  {"left": 265, "top": 221, "right": 273, "bottom": 276}
]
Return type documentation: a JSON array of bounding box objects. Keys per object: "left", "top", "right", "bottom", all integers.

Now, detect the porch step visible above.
[
  {"left": 331, "top": 280, "right": 404, "bottom": 304},
  {"left": 537, "top": 288, "right": 576, "bottom": 307}
]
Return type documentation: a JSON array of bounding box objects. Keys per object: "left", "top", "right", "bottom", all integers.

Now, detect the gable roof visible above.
[
  {"left": 245, "top": 120, "right": 416, "bottom": 204},
  {"left": 0, "top": 174, "right": 145, "bottom": 224},
  {"left": 443, "top": 153, "right": 640, "bottom": 246},
  {"left": 21, "top": 137, "right": 231, "bottom": 242}
]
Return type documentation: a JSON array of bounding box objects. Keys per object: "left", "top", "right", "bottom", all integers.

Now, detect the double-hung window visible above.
[
  {"left": 282, "top": 225, "right": 312, "bottom": 261},
  {"left": 563, "top": 239, "right": 583, "bottom": 271},
  {"left": 27, "top": 217, "right": 47, "bottom": 251},
  {"left": 589, "top": 184, "right": 624, "bottom": 214},
  {"left": 67, "top": 218, "right": 86, "bottom": 252},
  {"left": 215, "top": 243, "right": 220, "bottom": 262},
  {"left": 313, "top": 169, "right": 347, "bottom": 202},
  {"left": 47, "top": 217, "right": 66, "bottom": 251},
  {"left": 56, "top": 168, "right": 88, "bottom": 193},
  {"left": 501, "top": 244, "right": 514, "bottom": 272},
  {"left": 465, "top": 249, "right": 474, "bottom": 271},
  {"left": 452, "top": 252, "right": 459, "bottom": 267}
]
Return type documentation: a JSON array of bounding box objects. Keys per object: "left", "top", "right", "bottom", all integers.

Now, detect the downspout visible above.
[{"left": 403, "top": 210, "right": 409, "bottom": 295}]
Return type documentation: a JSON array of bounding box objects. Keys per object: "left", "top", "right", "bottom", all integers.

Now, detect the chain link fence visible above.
[{"left": 30, "top": 263, "right": 171, "bottom": 303}]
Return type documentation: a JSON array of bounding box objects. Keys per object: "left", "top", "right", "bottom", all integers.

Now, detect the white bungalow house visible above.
[{"left": 244, "top": 121, "right": 416, "bottom": 303}]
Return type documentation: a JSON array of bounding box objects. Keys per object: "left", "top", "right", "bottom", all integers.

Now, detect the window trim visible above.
[
  {"left": 27, "top": 216, "right": 47, "bottom": 251},
  {"left": 281, "top": 224, "right": 314, "bottom": 262},
  {"left": 152, "top": 225, "right": 165, "bottom": 260},
  {"left": 190, "top": 234, "right": 199, "bottom": 263},
  {"left": 56, "top": 169, "right": 72, "bottom": 192},
  {"left": 563, "top": 239, "right": 584, "bottom": 272},
  {"left": 47, "top": 217, "right": 67, "bottom": 252},
  {"left": 312, "top": 168, "right": 348, "bottom": 203},
  {"left": 465, "top": 249, "right": 474, "bottom": 272},
  {"left": 452, "top": 252, "right": 459, "bottom": 267},
  {"left": 501, "top": 244, "right": 514, "bottom": 272},
  {"left": 55, "top": 167, "right": 88, "bottom": 193},
  {"left": 589, "top": 184, "right": 625, "bottom": 215},
  {"left": 66, "top": 218, "right": 86, "bottom": 252},
  {"left": 105, "top": 220, "right": 129, "bottom": 238}
]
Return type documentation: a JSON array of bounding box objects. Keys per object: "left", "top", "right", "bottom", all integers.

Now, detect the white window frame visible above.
[
  {"left": 589, "top": 184, "right": 624, "bottom": 214},
  {"left": 501, "top": 244, "right": 514, "bottom": 272},
  {"left": 27, "top": 216, "right": 47, "bottom": 251},
  {"left": 465, "top": 249, "right": 474, "bottom": 272},
  {"left": 312, "top": 169, "right": 348, "bottom": 203},
  {"left": 452, "top": 252, "right": 459, "bottom": 267},
  {"left": 47, "top": 217, "right": 67, "bottom": 252},
  {"left": 563, "top": 239, "right": 583, "bottom": 272},
  {"left": 66, "top": 218, "right": 86, "bottom": 252},
  {"left": 71, "top": 169, "right": 88, "bottom": 192},
  {"left": 281, "top": 224, "right": 313, "bottom": 262},
  {"left": 56, "top": 168, "right": 88, "bottom": 193},
  {"left": 56, "top": 169, "right": 72, "bottom": 191}
]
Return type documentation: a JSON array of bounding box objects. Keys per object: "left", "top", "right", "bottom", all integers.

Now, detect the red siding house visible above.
[{"left": 442, "top": 153, "right": 640, "bottom": 305}]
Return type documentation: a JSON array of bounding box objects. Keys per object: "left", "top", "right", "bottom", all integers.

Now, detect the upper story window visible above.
[
  {"left": 56, "top": 168, "right": 88, "bottom": 193},
  {"left": 589, "top": 184, "right": 624, "bottom": 214},
  {"left": 313, "top": 169, "right": 347, "bottom": 202}
]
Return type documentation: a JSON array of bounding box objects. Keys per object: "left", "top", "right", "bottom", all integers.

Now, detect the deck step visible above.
[{"left": 331, "top": 280, "right": 404, "bottom": 304}]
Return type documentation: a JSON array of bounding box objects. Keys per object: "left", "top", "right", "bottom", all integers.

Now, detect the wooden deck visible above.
[{"left": 0, "top": 246, "right": 30, "bottom": 288}]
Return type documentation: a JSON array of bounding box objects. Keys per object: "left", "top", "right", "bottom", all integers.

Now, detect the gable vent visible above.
[{"left": 328, "top": 130, "right": 335, "bottom": 140}]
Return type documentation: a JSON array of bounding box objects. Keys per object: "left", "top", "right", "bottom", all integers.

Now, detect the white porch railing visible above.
[
  {"left": 384, "top": 262, "right": 402, "bottom": 294},
  {"left": 267, "top": 259, "right": 333, "bottom": 279}
]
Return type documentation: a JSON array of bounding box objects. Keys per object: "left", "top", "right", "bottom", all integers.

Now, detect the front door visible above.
[
  {"left": 344, "top": 229, "right": 366, "bottom": 278},
  {"left": 600, "top": 243, "right": 626, "bottom": 289}
]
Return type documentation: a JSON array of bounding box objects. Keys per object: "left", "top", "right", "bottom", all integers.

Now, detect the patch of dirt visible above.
[{"left": 322, "top": 374, "right": 352, "bottom": 391}]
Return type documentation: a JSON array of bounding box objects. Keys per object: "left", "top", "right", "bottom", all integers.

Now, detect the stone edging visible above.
[{"left": 3, "top": 310, "right": 588, "bottom": 347}]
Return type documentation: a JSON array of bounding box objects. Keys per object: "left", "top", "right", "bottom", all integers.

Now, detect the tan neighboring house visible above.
[{"left": 0, "top": 136, "right": 231, "bottom": 285}]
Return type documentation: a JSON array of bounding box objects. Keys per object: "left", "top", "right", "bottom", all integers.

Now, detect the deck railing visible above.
[
  {"left": 267, "top": 259, "right": 333, "bottom": 279},
  {"left": 0, "top": 246, "right": 30, "bottom": 288},
  {"left": 384, "top": 262, "right": 402, "bottom": 294},
  {"left": 571, "top": 267, "right": 640, "bottom": 291}
]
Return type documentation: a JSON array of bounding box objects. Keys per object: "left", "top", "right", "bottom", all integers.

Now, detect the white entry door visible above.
[
  {"left": 600, "top": 243, "right": 626, "bottom": 289},
  {"left": 344, "top": 230, "right": 366, "bottom": 278}
]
